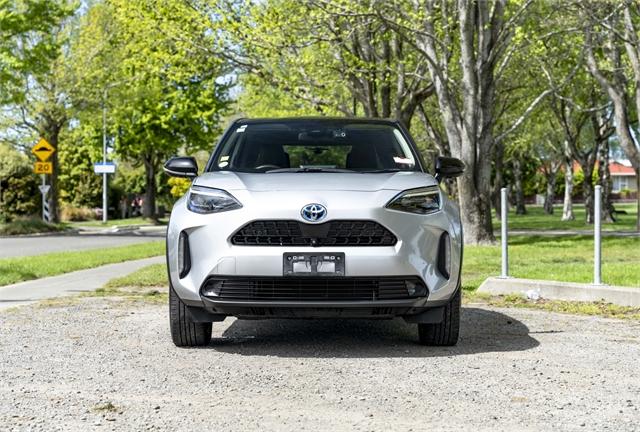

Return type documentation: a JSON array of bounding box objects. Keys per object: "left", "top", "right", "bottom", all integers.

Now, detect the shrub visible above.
[
  {"left": 60, "top": 205, "right": 98, "bottom": 221},
  {"left": 0, "top": 144, "right": 40, "bottom": 223},
  {"left": 0, "top": 217, "right": 66, "bottom": 235}
]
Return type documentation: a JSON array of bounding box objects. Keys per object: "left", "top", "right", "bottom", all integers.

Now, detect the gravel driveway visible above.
[{"left": 1, "top": 297, "right": 639, "bottom": 431}]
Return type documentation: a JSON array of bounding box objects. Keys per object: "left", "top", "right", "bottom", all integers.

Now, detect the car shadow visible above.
[{"left": 206, "top": 307, "right": 540, "bottom": 358}]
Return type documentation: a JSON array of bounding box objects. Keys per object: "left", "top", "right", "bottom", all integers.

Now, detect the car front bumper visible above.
[{"left": 167, "top": 189, "right": 462, "bottom": 318}]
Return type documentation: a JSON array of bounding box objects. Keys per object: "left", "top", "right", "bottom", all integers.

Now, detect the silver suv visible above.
[{"left": 164, "top": 118, "right": 464, "bottom": 347}]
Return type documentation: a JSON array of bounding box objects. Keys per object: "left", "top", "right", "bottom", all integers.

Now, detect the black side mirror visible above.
[
  {"left": 163, "top": 157, "right": 198, "bottom": 178},
  {"left": 434, "top": 156, "right": 465, "bottom": 182}
]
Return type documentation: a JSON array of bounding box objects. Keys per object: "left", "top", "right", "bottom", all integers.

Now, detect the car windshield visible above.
[{"left": 210, "top": 120, "right": 419, "bottom": 173}]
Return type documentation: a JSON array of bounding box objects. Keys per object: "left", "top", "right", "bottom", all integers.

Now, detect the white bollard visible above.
[
  {"left": 501, "top": 187, "right": 509, "bottom": 278},
  {"left": 594, "top": 185, "right": 602, "bottom": 285}
]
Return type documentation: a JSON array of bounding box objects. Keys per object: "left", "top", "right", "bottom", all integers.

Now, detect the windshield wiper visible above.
[
  {"left": 265, "top": 167, "right": 355, "bottom": 173},
  {"left": 358, "top": 168, "right": 403, "bottom": 173}
]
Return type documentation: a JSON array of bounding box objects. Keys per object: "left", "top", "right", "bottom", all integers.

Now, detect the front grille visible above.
[
  {"left": 230, "top": 220, "right": 397, "bottom": 247},
  {"left": 201, "top": 277, "right": 426, "bottom": 301}
]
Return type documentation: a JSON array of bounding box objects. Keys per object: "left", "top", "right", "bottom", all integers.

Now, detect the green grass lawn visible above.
[
  {"left": 463, "top": 235, "right": 640, "bottom": 290},
  {"left": 0, "top": 241, "right": 165, "bottom": 286},
  {"left": 69, "top": 217, "right": 168, "bottom": 228},
  {"left": 496, "top": 203, "right": 638, "bottom": 231},
  {"left": 105, "top": 263, "right": 167, "bottom": 288},
  {"left": 0, "top": 218, "right": 69, "bottom": 236}
]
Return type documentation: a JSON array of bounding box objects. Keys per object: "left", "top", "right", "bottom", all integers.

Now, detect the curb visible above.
[
  {"left": 76, "top": 225, "right": 167, "bottom": 236},
  {"left": 478, "top": 276, "right": 640, "bottom": 307}
]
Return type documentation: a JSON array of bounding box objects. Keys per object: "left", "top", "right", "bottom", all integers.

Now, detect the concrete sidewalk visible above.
[{"left": 0, "top": 256, "right": 164, "bottom": 311}]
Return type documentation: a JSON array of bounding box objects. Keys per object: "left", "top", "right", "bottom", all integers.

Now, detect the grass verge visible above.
[
  {"left": 494, "top": 203, "right": 638, "bottom": 231},
  {"left": 0, "top": 218, "right": 68, "bottom": 236},
  {"left": 463, "top": 235, "right": 640, "bottom": 290},
  {"left": 84, "top": 263, "right": 169, "bottom": 304},
  {"left": 0, "top": 241, "right": 165, "bottom": 286},
  {"left": 104, "top": 263, "right": 167, "bottom": 288},
  {"left": 464, "top": 290, "right": 640, "bottom": 320}
]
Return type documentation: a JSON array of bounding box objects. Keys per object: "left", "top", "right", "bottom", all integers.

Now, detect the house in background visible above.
[{"left": 610, "top": 160, "right": 637, "bottom": 194}]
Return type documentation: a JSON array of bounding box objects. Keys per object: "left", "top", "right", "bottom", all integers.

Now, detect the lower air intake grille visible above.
[
  {"left": 230, "top": 220, "right": 397, "bottom": 247},
  {"left": 201, "top": 277, "right": 426, "bottom": 301}
]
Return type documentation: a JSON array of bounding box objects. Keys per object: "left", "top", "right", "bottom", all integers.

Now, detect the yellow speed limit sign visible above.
[{"left": 34, "top": 162, "right": 53, "bottom": 174}]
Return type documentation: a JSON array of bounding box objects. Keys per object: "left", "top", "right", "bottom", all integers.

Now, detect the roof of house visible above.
[
  {"left": 566, "top": 160, "right": 636, "bottom": 176},
  {"left": 610, "top": 161, "right": 636, "bottom": 176}
]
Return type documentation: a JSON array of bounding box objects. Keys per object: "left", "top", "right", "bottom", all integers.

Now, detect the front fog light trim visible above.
[
  {"left": 201, "top": 280, "right": 224, "bottom": 297},
  {"left": 405, "top": 279, "right": 427, "bottom": 298},
  {"left": 437, "top": 232, "right": 451, "bottom": 279},
  {"left": 178, "top": 231, "right": 191, "bottom": 278}
]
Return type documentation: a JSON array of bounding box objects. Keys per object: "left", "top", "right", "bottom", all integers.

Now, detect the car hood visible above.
[{"left": 193, "top": 171, "right": 437, "bottom": 192}]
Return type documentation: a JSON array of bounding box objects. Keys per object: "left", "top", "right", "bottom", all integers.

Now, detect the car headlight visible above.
[
  {"left": 386, "top": 186, "right": 441, "bottom": 214},
  {"left": 187, "top": 186, "right": 242, "bottom": 214}
]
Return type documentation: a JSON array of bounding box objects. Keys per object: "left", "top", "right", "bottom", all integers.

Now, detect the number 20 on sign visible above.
[{"left": 34, "top": 162, "right": 53, "bottom": 174}]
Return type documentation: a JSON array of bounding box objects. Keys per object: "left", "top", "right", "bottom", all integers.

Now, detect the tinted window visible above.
[{"left": 211, "top": 121, "right": 418, "bottom": 173}]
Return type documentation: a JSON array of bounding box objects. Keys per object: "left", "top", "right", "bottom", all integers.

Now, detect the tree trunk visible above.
[
  {"left": 492, "top": 144, "right": 504, "bottom": 216},
  {"left": 457, "top": 169, "right": 495, "bottom": 245},
  {"left": 513, "top": 159, "right": 526, "bottom": 215},
  {"left": 636, "top": 168, "right": 640, "bottom": 231},
  {"left": 46, "top": 129, "right": 61, "bottom": 223},
  {"left": 584, "top": 173, "right": 595, "bottom": 224},
  {"left": 598, "top": 139, "right": 615, "bottom": 223},
  {"left": 544, "top": 172, "right": 557, "bottom": 215},
  {"left": 562, "top": 159, "right": 574, "bottom": 221},
  {"left": 142, "top": 156, "right": 157, "bottom": 222}
]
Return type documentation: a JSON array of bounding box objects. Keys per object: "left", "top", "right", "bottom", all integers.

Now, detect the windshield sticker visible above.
[
  {"left": 218, "top": 161, "right": 229, "bottom": 168},
  {"left": 393, "top": 156, "right": 413, "bottom": 165},
  {"left": 236, "top": 125, "right": 247, "bottom": 133},
  {"left": 220, "top": 155, "right": 229, "bottom": 162}
]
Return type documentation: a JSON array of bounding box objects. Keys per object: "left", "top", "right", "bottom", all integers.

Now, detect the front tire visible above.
[
  {"left": 417, "top": 287, "right": 461, "bottom": 346},
  {"left": 169, "top": 286, "right": 212, "bottom": 347}
]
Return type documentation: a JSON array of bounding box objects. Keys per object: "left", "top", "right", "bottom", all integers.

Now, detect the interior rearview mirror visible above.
[
  {"left": 163, "top": 157, "right": 198, "bottom": 178},
  {"left": 434, "top": 156, "right": 465, "bottom": 183}
]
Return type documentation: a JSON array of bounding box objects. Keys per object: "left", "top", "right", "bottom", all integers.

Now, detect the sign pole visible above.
[
  {"left": 42, "top": 175, "right": 45, "bottom": 222},
  {"left": 32, "top": 138, "right": 54, "bottom": 223},
  {"left": 40, "top": 174, "right": 50, "bottom": 223},
  {"left": 102, "top": 91, "right": 108, "bottom": 224}
]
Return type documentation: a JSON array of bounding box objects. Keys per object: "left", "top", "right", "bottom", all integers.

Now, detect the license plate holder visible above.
[{"left": 283, "top": 253, "right": 345, "bottom": 276}]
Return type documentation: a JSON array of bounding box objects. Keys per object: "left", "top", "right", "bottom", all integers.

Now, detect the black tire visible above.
[
  {"left": 169, "top": 286, "right": 212, "bottom": 347},
  {"left": 417, "top": 287, "right": 461, "bottom": 346}
]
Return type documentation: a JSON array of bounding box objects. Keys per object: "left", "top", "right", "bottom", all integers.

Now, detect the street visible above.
[
  {"left": 0, "top": 233, "right": 162, "bottom": 258},
  {"left": 1, "top": 297, "right": 638, "bottom": 431}
]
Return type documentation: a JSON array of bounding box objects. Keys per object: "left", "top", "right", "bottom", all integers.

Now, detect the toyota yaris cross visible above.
[{"left": 164, "top": 118, "right": 464, "bottom": 347}]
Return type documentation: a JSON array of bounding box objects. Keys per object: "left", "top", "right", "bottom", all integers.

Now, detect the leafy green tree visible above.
[
  {"left": 57, "top": 125, "right": 103, "bottom": 208},
  {"left": 582, "top": 0, "right": 640, "bottom": 230},
  {"left": 0, "top": 0, "right": 76, "bottom": 222},
  {"left": 0, "top": 143, "right": 39, "bottom": 221},
  {"left": 68, "top": 0, "right": 230, "bottom": 220},
  {"left": 0, "top": 0, "right": 70, "bottom": 97}
]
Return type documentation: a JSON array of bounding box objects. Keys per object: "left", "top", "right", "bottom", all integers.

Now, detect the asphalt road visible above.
[
  {"left": 0, "top": 234, "right": 162, "bottom": 258},
  {"left": 1, "top": 297, "right": 638, "bottom": 431}
]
